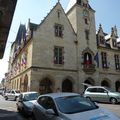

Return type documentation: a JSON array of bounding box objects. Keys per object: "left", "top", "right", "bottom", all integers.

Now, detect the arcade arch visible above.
[
  {"left": 62, "top": 79, "right": 73, "bottom": 92},
  {"left": 39, "top": 77, "right": 53, "bottom": 94},
  {"left": 115, "top": 81, "right": 120, "bottom": 92}
]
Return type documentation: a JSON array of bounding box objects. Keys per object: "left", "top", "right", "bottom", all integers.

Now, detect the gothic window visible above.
[
  {"left": 114, "top": 54, "right": 120, "bottom": 70},
  {"left": 101, "top": 52, "right": 108, "bottom": 68},
  {"left": 54, "top": 46, "right": 64, "bottom": 65},
  {"left": 54, "top": 24, "right": 64, "bottom": 38},
  {"left": 85, "top": 30, "right": 89, "bottom": 40},
  {"left": 84, "top": 53, "right": 92, "bottom": 65}
]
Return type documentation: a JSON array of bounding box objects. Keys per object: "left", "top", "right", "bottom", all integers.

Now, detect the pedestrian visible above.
[{"left": 56, "top": 88, "right": 61, "bottom": 92}]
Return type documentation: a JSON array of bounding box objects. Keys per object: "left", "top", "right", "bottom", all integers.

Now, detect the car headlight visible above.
[{"left": 116, "top": 96, "right": 120, "bottom": 99}]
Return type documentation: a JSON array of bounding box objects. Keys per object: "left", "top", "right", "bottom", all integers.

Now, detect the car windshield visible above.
[
  {"left": 15, "top": 90, "right": 20, "bottom": 93},
  {"left": 104, "top": 87, "right": 115, "bottom": 92},
  {"left": 24, "top": 93, "right": 39, "bottom": 101},
  {"left": 55, "top": 95, "right": 98, "bottom": 114}
]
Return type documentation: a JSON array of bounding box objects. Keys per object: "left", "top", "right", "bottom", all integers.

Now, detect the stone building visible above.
[
  {"left": 0, "top": 0, "right": 17, "bottom": 59},
  {"left": 7, "top": 0, "right": 120, "bottom": 94}
]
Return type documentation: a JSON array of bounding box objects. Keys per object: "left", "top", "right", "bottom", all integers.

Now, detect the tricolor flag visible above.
[
  {"left": 21, "top": 53, "right": 27, "bottom": 67},
  {"left": 94, "top": 52, "right": 99, "bottom": 67}
]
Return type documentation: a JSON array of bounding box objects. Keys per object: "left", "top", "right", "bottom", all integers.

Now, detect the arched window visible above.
[
  {"left": 23, "top": 75, "right": 28, "bottom": 92},
  {"left": 115, "top": 81, "right": 120, "bottom": 92}
]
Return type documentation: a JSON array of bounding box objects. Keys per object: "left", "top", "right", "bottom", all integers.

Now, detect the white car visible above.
[
  {"left": 32, "top": 92, "right": 120, "bottom": 120},
  {"left": 4, "top": 89, "right": 20, "bottom": 101},
  {"left": 16, "top": 91, "right": 39, "bottom": 116}
]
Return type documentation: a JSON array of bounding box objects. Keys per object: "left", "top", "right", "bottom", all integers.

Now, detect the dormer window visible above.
[
  {"left": 99, "top": 36, "right": 105, "bottom": 44},
  {"left": 112, "top": 39, "right": 117, "bottom": 47},
  {"left": 83, "top": 3, "right": 88, "bottom": 7}
]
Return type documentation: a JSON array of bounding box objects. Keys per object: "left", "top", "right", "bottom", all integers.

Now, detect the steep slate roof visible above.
[
  {"left": 29, "top": 22, "right": 38, "bottom": 31},
  {"left": 15, "top": 24, "right": 26, "bottom": 46}
]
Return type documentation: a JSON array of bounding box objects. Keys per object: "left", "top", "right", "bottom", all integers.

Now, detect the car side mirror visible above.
[
  {"left": 18, "top": 98, "right": 23, "bottom": 102},
  {"left": 46, "top": 109, "right": 55, "bottom": 115},
  {"left": 104, "top": 91, "right": 108, "bottom": 93}
]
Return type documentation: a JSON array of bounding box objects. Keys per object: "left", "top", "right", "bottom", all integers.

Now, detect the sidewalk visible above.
[{"left": 0, "top": 95, "right": 4, "bottom": 100}]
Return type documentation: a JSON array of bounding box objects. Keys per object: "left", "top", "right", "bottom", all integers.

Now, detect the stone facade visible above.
[{"left": 7, "top": 0, "right": 120, "bottom": 94}]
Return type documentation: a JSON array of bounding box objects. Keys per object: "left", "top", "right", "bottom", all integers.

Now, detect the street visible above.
[
  {"left": 0, "top": 95, "right": 28, "bottom": 120},
  {"left": 0, "top": 95, "right": 120, "bottom": 119},
  {"left": 98, "top": 102, "right": 120, "bottom": 118}
]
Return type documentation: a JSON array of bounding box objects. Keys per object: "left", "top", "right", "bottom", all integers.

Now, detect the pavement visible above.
[{"left": 0, "top": 95, "right": 26, "bottom": 120}]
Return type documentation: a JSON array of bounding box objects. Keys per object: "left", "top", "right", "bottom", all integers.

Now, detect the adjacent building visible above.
[
  {"left": 0, "top": 0, "right": 17, "bottom": 59},
  {"left": 6, "top": 0, "right": 120, "bottom": 93}
]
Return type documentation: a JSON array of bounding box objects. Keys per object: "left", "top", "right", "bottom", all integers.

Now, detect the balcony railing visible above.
[{"left": 82, "top": 63, "right": 96, "bottom": 74}]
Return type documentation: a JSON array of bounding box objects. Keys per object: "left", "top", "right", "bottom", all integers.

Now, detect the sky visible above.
[{"left": 0, "top": 0, "right": 120, "bottom": 82}]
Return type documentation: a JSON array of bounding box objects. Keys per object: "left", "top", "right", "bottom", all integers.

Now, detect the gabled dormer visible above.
[
  {"left": 97, "top": 24, "right": 105, "bottom": 46},
  {"left": 110, "top": 26, "right": 118, "bottom": 49},
  {"left": 26, "top": 19, "right": 38, "bottom": 41}
]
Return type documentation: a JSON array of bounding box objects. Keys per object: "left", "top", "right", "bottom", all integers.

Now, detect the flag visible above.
[
  {"left": 94, "top": 52, "right": 99, "bottom": 67},
  {"left": 85, "top": 54, "right": 90, "bottom": 64},
  {"left": 21, "top": 53, "right": 27, "bottom": 67}
]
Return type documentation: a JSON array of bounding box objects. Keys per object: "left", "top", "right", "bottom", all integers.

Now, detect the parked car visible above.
[
  {"left": 84, "top": 86, "right": 120, "bottom": 104},
  {"left": 0, "top": 88, "right": 4, "bottom": 95},
  {"left": 16, "top": 91, "right": 39, "bottom": 116},
  {"left": 4, "top": 89, "right": 20, "bottom": 101},
  {"left": 32, "top": 92, "right": 120, "bottom": 120}
]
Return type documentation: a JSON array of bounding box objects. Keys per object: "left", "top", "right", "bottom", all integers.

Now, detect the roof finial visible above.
[{"left": 58, "top": 0, "right": 60, "bottom": 2}]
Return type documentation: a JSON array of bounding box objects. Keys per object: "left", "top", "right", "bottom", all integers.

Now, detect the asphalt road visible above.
[
  {"left": 98, "top": 103, "right": 120, "bottom": 118},
  {"left": 0, "top": 95, "right": 27, "bottom": 120},
  {"left": 0, "top": 94, "right": 120, "bottom": 119}
]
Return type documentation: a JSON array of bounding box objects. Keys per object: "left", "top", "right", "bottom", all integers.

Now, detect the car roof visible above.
[
  {"left": 39, "top": 92, "right": 80, "bottom": 99},
  {"left": 21, "top": 91, "right": 38, "bottom": 95},
  {"left": 86, "top": 86, "right": 105, "bottom": 89}
]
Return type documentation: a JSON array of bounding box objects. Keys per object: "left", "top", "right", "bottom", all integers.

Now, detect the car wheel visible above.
[
  {"left": 14, "top": 97, "right": 17, "bottom": 101},
  {"left": 31, "top": 113, "right": 36, "bottom": 120},
  {"left": 5, "top": 96, "right": 8, "bottom": 100},
  {"left": 110, "top": 98, "right": 117, "bottom": 104},
  {"left": 86, "top": 96, "right": 91, "bottom": 101},
  {"left": 17, "top": 106, "right": 20, "bottom": 112}
]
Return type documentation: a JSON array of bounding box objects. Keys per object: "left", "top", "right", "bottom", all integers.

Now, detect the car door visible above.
[
  {"left": 7, "top": 90, "right": 12, "bottom": 99},
  {"left": 85, "top": 88, "right": 98, "bottom": 101},
  {"left": 35, "top": 96, "right": 59, "bottom": 120},
  {"left": 17, "top": 94, "right": 24, "bottom": 110},
  {"left": 10, "top": 90, "right": 15, "bottom": 100},
  {"left": 95, "top": 88, "right": 109, "bottom": 102},
  {"left": 42, "top": 97, "right": 59, "bottom": 120}
]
